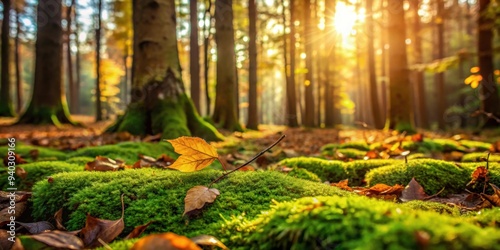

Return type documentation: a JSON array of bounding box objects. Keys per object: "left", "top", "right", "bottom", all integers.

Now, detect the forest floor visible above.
[{"left": 1, "top": 116, "right": 500, "bottom": 249}]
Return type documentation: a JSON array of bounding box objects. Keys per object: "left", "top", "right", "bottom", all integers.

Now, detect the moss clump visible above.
[
  {"left": 403, "top": 200, "right": 461, "bottom": 216},
  {"left": 321, "top": 141, "right": 370, "bottom": 152},
  {"left": 336, "top": 148, "right": 367, "bottom": 159},
  {"left": 285, "top": 168, "right": 321, "bottom": 182},
  {"left": 365, "top": 159, "right": 472, "bottom": 195},
  {"left": 220, "top": 196, "right": 500, "bottom": 250},
  {"left": 65, "top": 156, "right": 95, "bottom": 166},
  {"left": 462, "top": 153, "right": 500, "bottom": 162},
  {"left": 68, "top": 142, "right": 175, "bottom": 163},
  {"left": 0, "top": 144, "right": 66, "bottom": 165},
  {"left": 343, "top": 159, "right": 401, "bottom": 186},
  {"left": 459, "top": 140, "right": 492, "bottom": 151},
  {"left": 0, "top": 161, "right": 82, "bottom": 190},
  {"left": 432, "top": 138, "right": 466, "bottom": 152},
  {"left": 31, "top": 169, "right": 350, "bottom": 238},
  {"left": 467, "top": 208, "right": 500, "bottom": 228},
  {"left": 277, "top": 157, "right": 345, "bottom": 181}
]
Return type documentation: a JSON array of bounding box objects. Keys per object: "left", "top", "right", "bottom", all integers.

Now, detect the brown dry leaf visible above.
[
  {"left": 0, "top": 229, "right": 15, "bottom": 250},
  {"left": 15, "top": 167, "right": 27, "bottom": 179},
  {"left": 85, "top": 156, "right": 125, "bottom": 171},
  {"left": 21, "top": 230, "right": 84, "bottom": 249},
  {"left": 364, "top": 150, "right": 379, "bottom": 160},
  {"left": 468, "top": 166, "right": 489, "bottom": 186},
  {"left": 490, "top": 141, "right": 500, "bottom": 153},
  {"left": 54, "top": 208, "right": 66, "bottom": 230},
  {"left": 461, "top": 193, "right": 484, "bottom": 208},
  {"left": 411, "top": 133, "right": 424, "bottom": 142},
  {"left": 131, "top": 232, "right": 201, "bottom": 250},
  {"left": 124, "top": 221, "right": 153, "bottom": 240},
  {"left": 0, "top": 202, "right": 27, "bottom": 227},
  {"left": 18, "top": 221, "right": 54, "bottom": 234},
  {"left": 331, "top": 179, "right": 353, "bottom": 191},
  {"left": 29, "top": 149, "right": 39, "bottom": 161},
  {"left": 79, "top": 194, "right": 125, "bottom": 247},
  {"left": 184, "top": 186, "right": 220, "bottom": 216},
  {"left": 168, "top": 137, "right": 218, "bottom": 172},
  {"left": 443, "top": 151, "right": 464, "bottom": 161},
  {"left": 481, "top": 183, "right": 500, "bottom": 207},
  {"left": 400, "top": 178, "right": 428, "bottom": 202},
  {"left": 190, "top": 235, "right": 228, "bottom": 250}
]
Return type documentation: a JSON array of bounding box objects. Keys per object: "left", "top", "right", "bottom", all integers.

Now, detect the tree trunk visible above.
[
  {"left": 366, "top": 0, "right": 383, "bottom": 128},
  {"left": 107, "top": 0, "right": 223, "bottom": 141},
  {"left": 95, "top": 0, "right": 103, "bottom": 121},
  {"left": 17, "top": 0, "right": 74, "bottom": 125},
  {"left": 284, "top": 0, "right": 298, "bottom": 127},
  {"left": 203, "top": 0, "right": 212, "bottom": 116},
  {"left": 212, "top": 0, "right": 242, "bottom": 131},
  {"left": 386, "top": 0, "right": 415, "bottom": 132},
  {"left": 190, "top": 0, "right": 201, "bottom": 112},
  {"left": 435, "top": 0, "right": 446, "bottom": 129},
  {"left": 324, "top": 0, "right": 336, "bottom": 127},
  {"left": 246, "top": 0, "right": 258, "bottom": 129},
  {"left": 74, "top": 1, "right": 81, "bottom": 114},
  {"left": 0, "top": 0, "right": 14, "bottom": 117},
  {"left": 303, "top": 0, "right": 315, "bottom": 127},
  {"left": 478, "top": 0, "right": 500, "bottom": 127},
  {"left": 15, "top": 7, "right": 22, "bottom": 113},
  {"left": 66, "top": 0, "right": 77, "bottom": 114},
  {"left": 410, "top": 0, "right": 428, "bottom": 128}
]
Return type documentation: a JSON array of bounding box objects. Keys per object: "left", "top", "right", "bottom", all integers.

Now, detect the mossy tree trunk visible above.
[
  {"left": 107, "top": 0, "right": 223, "bottom": 141},
  {"left": 385, "top": 0, "right": 415, "bottom": 132},
  {"left": 17, "top": 0, "right": 74, "bottom": 126},
  {"left": 212, "top": 0, "right": 243, "bottom": 132},
  {"left": 0, "top": 0, "right": 15, "bottom": 117}
]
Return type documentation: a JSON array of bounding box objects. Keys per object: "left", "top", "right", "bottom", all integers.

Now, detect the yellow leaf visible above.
[
  {"left": 495, "top": 70, "right": 500, "bottom": 76},
  {"left": 470, "top": 66, "right": 480, "bottom": 73},
  {"left": 464, "top": 75, "right": 474, "bottom": 85},
  {"left": 167, "top": 137, "right": 218, "bottom": 172},
  {"left": 471, "top": 80, "right": 479, "bottom": 89}
]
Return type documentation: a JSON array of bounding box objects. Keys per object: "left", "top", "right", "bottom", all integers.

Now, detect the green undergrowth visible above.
[
  {"left": 31, "top": 169, "right": 351, "bottom": 238},
  {"left": 68, "top": 141, "right": 176, "bottom": 163},
  {"left": 0, "top": 144, "right": 67, "bottom": 165},
  {"left": 466, "top": 208, "right": 500, "bottom": 228},
  {"left": 286, "top": 168, "right": 322, "bottom": 182},
  {"left": 65, "top": 156, "right": 96, "bottom": 166},
  {"left": 462, "top": 152, "right": 500, "bottom": 162},
  {"left": 218, "top": 196, "right": 500, "bottom": 250},
  {"left": 366, "top": 159, "right": 500, "bottom": 195},
  {"left": 277, "top": 157, "right": 400, "bottom": 185},
  {"left": 0, "top": 161, "right": 82, "bottom": 190}
]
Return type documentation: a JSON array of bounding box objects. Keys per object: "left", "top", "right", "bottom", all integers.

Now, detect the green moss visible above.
[
  {"left": 96, "top": 239, "right": 139, "bottom": 250},
  {"left": 0, "top": 144, "right": 66, "bottom": 165},
  {"left": 365, "top": 159, "right": 472, "bottom": 195},
  {"left": 403, "top": 200, "right": 461, "bottom": 216},
  {"left": 344, "top": 159, "right": 401, "bottom": 186},
  {"left": 31, "top": 169, "right": 350, "bottom": 238},
  {"left": 432, "top": 138, "right": 466, "bottom": 152},
  {"left": 286, "top": 168, "right": 321, "bottom": 182},
  {"left": 277, "top": 157, "right": 345, "bottom": 181},
  {"left": 321, "top": 141, "right": 369, "bottom": 156},
  {"left": 65, "top": 156, "right": 95, "bottom": 166},
  {"left": 69, "top": 142, "right": 175, "bottom": 164},
  {"left": 459, "top": 140, "right": 492, "bottom": 151},
  {"left": 467, "top": 208, "right": 500, "bottom": 228},
  {"left": 115, "top": 103, "right": 148, "bottom": 136},
  {"left": 336, "top": 148, "right": 367, "bottom": 159},
  {"left": 219, "top": 196, "right": 500, "bottom": 250},
  {"left": 462, "top": 153, "right": 500, "bottom": 162},
  {"left": 0, "top": 161, "right": 82, "bottom": 190}
]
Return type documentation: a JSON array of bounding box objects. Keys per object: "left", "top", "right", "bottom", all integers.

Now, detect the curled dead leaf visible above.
[
  {"left": 85, "top": 156, "right": 125, "bottom": 171},
  {"left": 18, "top": 230, "right": 84, "bottom": 250},
  {"left": 18, "top": 221, "right": 54, "bottom": 234},
  {"left": 54, "top": 208, "right": 66, "bottom": 231},
  {"left": 124, "top": 221, "right": 153, "bottom": 240},
  {"left": 184, "top": 186, "right": 220, "bottom": 216},
  {"left": 468, "top": 166, "right": 489, "bottom": 187},
  {"left": 331, "top": 179, "right": 353, "bottom": 191},
  {"left": 481, "top": 183, "right": 500, "bottom": 207},
  {"left": 15, "top": 167, "right": 27, "bottom": 179},
  {"left": 400, "top": 178, "right": 428, "bottom": 202}
]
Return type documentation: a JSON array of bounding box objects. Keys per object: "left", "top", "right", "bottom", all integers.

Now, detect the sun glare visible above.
[{"left": 332, "top": 2, "right": 363, "bottom": 37}]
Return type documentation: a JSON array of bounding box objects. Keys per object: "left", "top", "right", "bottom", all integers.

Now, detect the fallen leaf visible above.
[
  {"left": 142, "top": 133, "right": 162, "bottom": 142},
  {"left": 124, "top": 221, "right": 153, "bottom": 240},
  {"left": 190, "top": 235, "right": 228, "bottom": 250},
  {"left": 168, "top": 137, "right": 218, "bottom": 172},
  {"left": 490, "top": 141, "right": 500, "bottom": 153},
  {"left": 468, "top": 166, "right": 489, "bottom": 187},
  {"left": 54, "top": 209, "right": 66, "bottom": 230},
  {"left": 0, "top": 229, "right": 15, "bottom": 250},
  {"left": 481, "top": 183, "right": 500, "bottom": 207},
  {"left": 331, "top": 179, "right": 353, "bottom": 191},
  {"left": 0, "top": 202, "right": 27, "bottom": 227},
  {"left": 29, "top": 149, "right": 39, "bottom": 161},
  {"left": 461, "top": 193, "right": 483, "bottom": 208},
  {"left": 18, "top": 221, "right": 54, "bottom": 234},
  {"left": 364, "top": 150, "right": 379, "bottom": 160},
  {"left": 85, "top": 156, "right": 125, "bottom": 172},
  {"left": 15, "top": 167, "right": 27, "bottom": 179},
  {"left": 400, "top": 178, "right": 428, "bottom": 202},
  {"left": 411, "top": 133, "right": 424, "bottom": 142},
  {"left": 131, "top": 232, "right": 201, "bottom": 250},
  {"left": 79, "top": 194, "right": 125, "bottom": 247},
  {"left": 183, "top": 186, "right": 220, "bottom": 216},
  {"left": 19, "top": 230, "right": 84, "bottom": 250}
]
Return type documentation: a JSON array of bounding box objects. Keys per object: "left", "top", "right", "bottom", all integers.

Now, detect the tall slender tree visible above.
[
  {"left": 303, "top": 0, "right": 315, "bottom": 127},
  {"left": 18, "top": 0, "right": 74, "bottom": 125},
  {"left": 435, "top": 0, "right": 446, "bottom": 128},
  {"left": 212, "top": 0, "right": 242, "bottom": 131},
  {"left": 74, "top": 1, "right": 81, "bottom": 113},
  {"left": 107, "top": 0, "right": 222, "bottom": 140},
  {"left": 190, "top": 0, "right": 201, "bottom": 112},
  {"left": 0, "top": 0, "right": 15, "bottom": 117},
  {"left": 324, "top": 0, "right": 337, "bottom": 127},
  {"left": 366, "top": 0, "right": 383, "bottom": 128},
  {"left": 478, "top": 0, "right": 500, "bottom": 127},
  {"left": 246, "top": 0, "right": 258, "bottom": 129},
  {"left": 14, "top": 2, "right": 23, "bottom": 113},
  {"left": 66, "top": 0, "right": 77, "bottom": 113},
  {"left": 95, "top": 0, "right": 103, "bottom": 121},
  {"left": 386, "top": 0, "right": 414, "bottom": 131},
  {"left": 284, "top": 0, "right": 298, "bottom": 127}
]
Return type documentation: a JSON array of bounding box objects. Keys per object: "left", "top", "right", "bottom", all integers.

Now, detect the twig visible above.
[
  {"left": 472, "top": 110, "right": 500, "bottom": 123},
  {"left": 209, "top": 135, "right": 286, "bottom": 187}
]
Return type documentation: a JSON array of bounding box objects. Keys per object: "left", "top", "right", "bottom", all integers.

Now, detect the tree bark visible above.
[
  {"left": 386, "top": 0, "right": 415, "bottom": 132},
  {"left": 107, "top": 0, "right": 223, "bottom": 141},
  {"left": 435, "top": 0, "right": 446, "bottom": 129},
  {"left": 0, "top": 0, "right": 14, "bottom": 117},
  {"left": 303, "top": 0, "right": 315, "bottom": 127},
  {"left": 74, "top": 1, "right": 81, "bottom": 114},
  {"left": 95, "top": 0, "right": 103, "bottom": 121},
  {"left": 246, "top": 0, "right": 258, "bottom": 129},
  {"left": 14, "top": 6, "right": 22, "bottom": 113},
  {"left": 66, "top": 0, "right": 77, "bottom": 114},
  {"left": 478, "top": 0, "right": 500, "bottom": 127},
  {"left": 17, "top": 0, "right": 74, "bottom": 125},
  {"left": 324, "top": 0, "right": 336, "bottom": 127},
  {"left": 212, "top": 0, "right": 242, "bottom": 131},
  {"left": 284, "top": 0, "right": 298, "bottom": 127},
  {"left": 190, "top": 0, "right": 201, "bottom": 112},
  {"left": 203, "top": 0, "right": 212, "bottom": 116},
  {"left": 366, "top": 0, "right": 383, "bottom": 128}
]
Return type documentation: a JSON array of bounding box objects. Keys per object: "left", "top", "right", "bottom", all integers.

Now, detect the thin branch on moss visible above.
[{"left": 209, "top": 134, "right": 286, "bottom": 187}]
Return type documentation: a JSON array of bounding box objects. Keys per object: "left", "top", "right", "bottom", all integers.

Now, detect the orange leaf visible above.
[
  {"left": 481, "top": 183, "right": 500, "bottom": 207},
  {"left": 124, "top": 221, "right": 153, "bottom": 240},
  {"left": 470, "top": 166, "right": 489, "bottom": 185},
  {"left": 411, "top": 133, "right": 424, "bottom": 142},
  {"left": 167, "top": 137, "right": 218, "bottom": 172},
  {"left": 183, "top": 186, "right": 220, "bottom": 216},
  {"left": 331, "top": 179, "right": 352, "bottom": 191},
  {"left": 131, "top": 232, "right": 201, "bottom": 250}
]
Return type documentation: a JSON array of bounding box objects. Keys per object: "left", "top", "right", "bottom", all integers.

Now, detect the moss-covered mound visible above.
[
  {"left": 366, "top": 159, "right": 500, "bottom": 195},
  {"left": 343, "top": 159, "right": 400, "bottom": 186},
  {"left": 219, "top": 196, "right": 500, "bottom": 250},
  {"left": 0, "top": 144, "right": 67, "bottom": 165},
  {"left": 462, "top": 152, "right": 500, "bottom": 162},
  {"left": 65, "top": 156, "right": 96, "bottom": 166},
  {"left": 321, "top": 141, "right": 370, "bottom": 153},
  {"left": 467, "top": 208, "right": 500, "bottom": 228},
  {"left": 31, "top": 169, "right": 350, "bottom": 238},
  {"left": 68, "top": 142, "right": 175, "bottom": 163},
  {"left": 285, "top": 168, "right": 321, "bottom": 182},
  {"left": 0, "top": 161, "right": 82, "bottom": 190}
]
